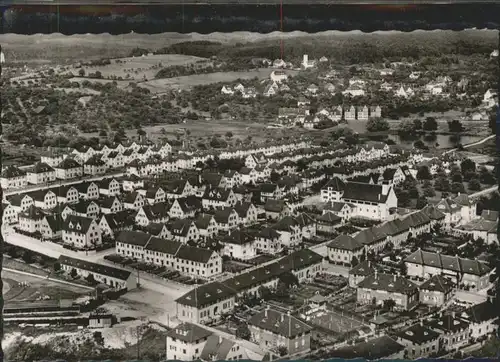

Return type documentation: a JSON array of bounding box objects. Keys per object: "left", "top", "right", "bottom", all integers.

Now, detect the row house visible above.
[
  {"left": 175, "top": 249, "right": 323, "bottom": 324},
  {"left": 404, "top": 249, "right": 493, "bottom": 291},
  {"left": 116, "top": 230, "right": 222, "bottom": 279},
  {"left": 165, "top": 179, "right": 196, "bottom": 199},
  {"left": 59, "top": 255, "right": 136, "bottom": 291},
  {"left": 167, "top": 219, "right": 200, "bottom": 244},
  {"left": 65, "top": 199, "right": 100, "bottom": 219},
  {"left": 99, "top": 210, "right": 134, "bottom": 239},
  {"left": 195, "top": 214, "right": 219, "bottom": 240},
  {"left": 327, "top": 235, "right": 364, "bottom": 266},
  {"left": 26, "top": 162, "right": 56, "bottom": 185},
  {"left": 84, "top": 155, "right": 108, "bottom": 175},
  {"left": 72, "top": 145, "right": 96, "bottom": 163},
  {"left": 1, "top": 165, "right": 27, "bottom": 189},
  {"left": 102, "top": 151, "right": 125, "bottom": 169},
  {"left": 213, "top": 207, "right": 240, "bottom": 232},
  {"left": 140, "top": 186, "right": 166, "bottom": 205},
  {"left": 234, "top": 201, "right": 258, "bottom": 226},
  {"left": 51, "top": 185, "right": 79, "bottom": 205},
  {"left": 40, "top": 214, "right": 63, "bottom": 241}
]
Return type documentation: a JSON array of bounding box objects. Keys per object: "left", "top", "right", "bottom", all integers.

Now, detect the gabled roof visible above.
[
  {"left": 59, "top": 255, "right": 132, "bottom": 281},
  {"left": 200, "top": 334, "right": 235, "bottom": 360},
  {"left": 116, "top": 230, "right": 152, "bottom": 247},
  {"left": 349, "top": 260, "right": 375, "bottom": 276},
  {"left": 405, "top": 249, "right": 491, "bottom": 276},
  {"left": 248, "top": 308, "right": 312, "bottom": 338},
  {"left": 63, "top": 215, "right": 95, "bottom": 234},
  {"left": 323, "top": 177, "right": 345, "bottom": 191},
  {"left": 342, "top": 182, "right": 389, "bottom": 204},
  {"left": 264, "top": 199, "right": 286, "bottom": 213},
  {"left": 19, "top": 205, "right": 45, "bottom": 220},
  {"left": 354, "top": 227, "right": 386, "bottom": 246},
  {"left": 213, "top": 207, "right": 236, "bottom": 224},
  {"left": 195, "top": 213, "right": 215, "bottom": 230},
  {"left": 56, "top": 158, "right": 81, "bottom": 170},
  {"left": 175, "top": 282, "right": 236, "bottom": 308},
  {"left": 29, "top": 162, "right": 55, "bottom": 174},
  {"left": 357, "top": 273, "right": 418, "bottom": 294},
  {"left": 395, "top": 324, "right": 440, "bottom": 345},
  {"left": 331, "top": 335, "right": 404, "bottom": 360},
  {"left": 419, "top": 274, "right": 455, "bottom": 293},
  {"left": 427, "top": 315, "right": 469, "bottom": 333},
  {"left": 167, "top": 218, "right": 195, "bottom": 236},
  {"left": 461, "top": 301, "right": 498, "bottom": 324},
  {"left": 166, "top": 322, "right": 212, "bottom": 344},
  {"left": 176, "top": 245, "right": 215, "bottom": 264},
  {"left": 1, "top": 165, "right": 26, "bottom": 178},
  {"left": 223, "top": 230, "right": 255, "bottom": 245},
  {"left": 328, "top": 235, "right": 363, "bottom": 251}
]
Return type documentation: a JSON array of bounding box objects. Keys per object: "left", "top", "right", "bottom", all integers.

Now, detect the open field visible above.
[
  {"left": 3, "top": 270, "right": 90, "bottom": 304},
  {"left": 138, "top": 69, "right": 298, "bottom": 92},
  {"left": 76, "top": 54, "right": 208, "bottom": 81},
  {"left": 310, "top": 309, "right": 366, "bottom": 333}
]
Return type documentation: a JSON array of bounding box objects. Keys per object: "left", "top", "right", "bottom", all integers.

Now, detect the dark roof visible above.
[
  {"left": 357, "top": 273, "right": 418, "bottom": 295},
  {"left": 318, "top": 211, "right": 342, "bottom": 225},
  {"left": 74, "top": 181, "right": 98, "bottom": 194},
  {"left": 123, "top": 191, "right": 142, "bottom": 203},
  {"left": 101, "top": 210, "right": 135, "bottom": 230},
  {"left": 481, "top": 209, "right": 499, "bottom": 222},
  {"left": 63, "top": 215, "right": 95, "bottom": 234},
  {"left": 419, "top": 274, "right": 455, "bottom": 293},
  {"left": 203, "top": 187, "right": 232, "bottom": 201},
  {"left": 213, "top": 207, "right": 236, "bottom": 224},
  {"left": 176, "top": 245, "right": 215, "bottom": 264},
  {"left": 331, "top": 335, "right": 404, "bottom": 360},
  {"left": 98, "top": 196, "right": 120, "bottom": 209},
  {"left": 145, "top": 236, "right": 182, "bottom": 256},
  {"left": 461, "top": 301, "right": 498, "bottom": 324},
  {"left": 72, "top": 199, "right": 98, "bottom": 214},
  {"left": 98, "top": 178, "right": 118, "bottom": 189},
  {"left": 421, "top": 205, "right": 446, "bottom": 220},
  {"left": 166, "top": 322, "right": 212, "bottom": 343},
  {"left": 223, "top": 230, "right": 255, "bottom": 245},
  {"left": 175, "top": 282, "right": 236, "bottom": 308},
  {"left": 44, "top": 214, "right": 63, "bottom": 232},
  {"left": 323, "top": 177, "right": 345, "bottom": 191},
  {"left": 57, "top": 158, "right": 81, "bottom": 169},
  {"left": 59, "top": 255, "right": 132, "bottom": 281},
  {"left": 342, "top": 182, "right": 390, "bottom": 204},
  {"left": 1, "top": 165, "right": 26, "bottom": 178},
  {"left": 29, "top": 162, "right": 55, "bottom": 174},
  {"left": 328, "top": 235, "right": 363, "bottom": 251},
  {"left": 405, "top": 249, "right": 491, "bottom": 276},
  {"left": 349, "top": 260, "right": 375, "bottom": 276},
  {"left": 264, "top": 199, "right": 286, "bottom": 213},
  {"left": 145, "top": 222, "right": 167, "bottom": 236},
  {"left": 395, "top": 324, "right": 440, "bottom": 345},
  {"left": 354, "top": 227, "right": 387, "bottom": 246},
  {"left": 19, "top": 205, "right": 45, "bottom": 220},
  {"left": 195, "top": 214, "right": 215, "bottom": 229},
  {"left": 248, "top": 308, "right": 312, "bottom": 338},
  {"left": 427, "top": 315, "right": 469, "bottom": 333},
  {"left": 167, "top": 219, "right": 195, "bottom": 236},
  {"left": 200, "top": 334, "right": 234, "bottom": 361},
  {"left": 116, "top": 230, "right": 152, "bottom": 247}
]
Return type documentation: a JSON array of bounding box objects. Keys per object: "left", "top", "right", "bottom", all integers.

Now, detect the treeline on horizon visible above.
[{"left": 129, "top": 32, "right": 497, "bottom": 64}]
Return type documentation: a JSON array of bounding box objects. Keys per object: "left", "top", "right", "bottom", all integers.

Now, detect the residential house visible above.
[
  {"left": 264, "top": 200, "right": 290, "bottom": 221},
  {"left": 40, "top": 214, "right": 63, "bottom": 240},
  {"left": 272, "top": 216, "right": 302, "bottom": 248},
  {"left": 254, "top": 227, "right": 282, "bottom": 255},
  {"left": 98, "top": 196, "right": 123, "bottom": 215},
  {"left": 1, "top": 165, "right": 27, "bottom": 189},
  {"left": 195, "top": 214, "right": 218, "bottom": 240},
  {"left": 404, "top": 249, "right": 492, "bottom": 291},
  {"left": 270, "top": 70, "right": 288, "bottom": 83},
  {"left": 357, "top": 106, "right": 369, "bottom": 121},
  {"left": 59, "top": 255, "right": 136, "bottom": 290},
  {"left": 40, "top": 149, "right": 67, "bottom": 168},
  {"left": 200, "top": 334, "right": 266, "bottom": 361},
  {"left": 51, "top": 185, "right": 79, "bottom": 205},
  {"left": 369, "top": 106, "right": 382, "bottom": 118},
  {"left": 122, "top": 174, "right": 144, "bottom": 192},
  {"left": 213, "top": 207, "right": 240, "bottom": 232},
  {"left": 419, "top": 274, "right": 455, "bottom": 307},
  {"left": 123, "top": 191, "right": 145, "bottom": 210},
  {"left": 341, "top": 182, "right": 398, "bottom": 221},
  {"left": 168, "top": 197, "right": 201, "bottom": 219},
  {"left": 322, "top": 201, "right": 355, "bottom": 222},
  {"left": 99, "top": 210, "right": 134, "bottom": 239},
  {"left": 344, "top": 106, "right": 356, "bottom": 121},
  {"left": 395, "top": 323, "right": 440, "bottom": 358},
  {"left": 62, "top": 214, "right": 102, "bottom": 249},
  {"left": 143, "top": 186, "right": 166, "bottom": 205},
  {"left": 175, "top": 245, "right": 223, "bottom": 279},
  {"left": 461, "top": 301, "right": 498, "bottom": 340},
  {"left": 327, "top": 235, "right": 364, "bottom": 266},
  {"left": 84, "top": 155, "right": 107, "bottom": 175},
  {"left": 26, "top": 189, "right": 57, "bottom": 210},
  {"left": 348, "top": 261, "right": 375, "bottom": 288},
  {"left": 427, "top": 314, "right": 469, "bottom": 352},
  {"left": 249, "top": 307, "right": 313, "bottom": 355},
  {"left": 202, "top": 187, "right": 237, "bottom": 209},
  {"left": 75, "top": 181, "right": 100, "bottom": 200},
  {"left": 18, "top": 205, "right": 45, "bottom": 234},
  {"left": 356, "top": 271, "right": 419, "bottom": 311},
  {"left": 331, "top": 336, "right": 404, "bottom": 360},
  {"left": 69, "top": 200, "right": 100, "bottom": 219},
  {"left": 135, "top": 202, "right": 169, "bottom": 226},
  {"left": 98, "top": 178, "right": 121, "bottom": 197},
  {"left": 165, "top": 323, "right": 213, "bottom": 361},
  {"left": 55, "top": 158, "right": 83, "bottom": 180},
  {"left": 167, "top": 219, "right": 200, "bottom": 244},
  {"left": 234, "top": 202, "right": 258, "bottom": 226},
  {"left": 316, "top": 212, "right": 342, "bottom": 234},
  {"left": 26, "top": 162, "right": 56, "bottom": 185},
  {"left": 221, "top": 230, "right": 257, "bottom": 261}
]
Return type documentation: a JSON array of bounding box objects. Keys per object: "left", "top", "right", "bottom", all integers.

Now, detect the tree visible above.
[
  {"left": 448, "top": 120, "right": 464, "bottom": 133},
  {"left": 53, "top": 261, "right": 61, "bottom": 272},
  {"left": 423, "top": 117, "right": 438, "bottom": 131},
  {"left": 22, "top": 250, "right": 34, "bottom": 264},
  {"left": 70, "top": 268, "right": 78, "bottom": 278},
  {"left": 277, "top": 346, "right": 288, "bottom": 357},
  {"left": 435, "top": 176, "right": 451, "bottom": 192},
  {"left": 416, "top": 197, "right": 428, "bottom": 209},
  {"left": 396, "top": 189, "right": 411, "bottom": 207},
  {"left": 258, "top": 286, "right": 273, "bottom": 301},
  {"left": 461, "top": 158, "right": 476, "bottom": 175},
  {"left": 236, "top": 323, "right": 251, "bottom": 340},
  {"left": 383, "top": 299, "right": 396, "bottom": 311},
  {"left": 416, "top": 166, "right": 432, "bottom": 180},
  {"left": 225, "top": 131, "right": 233, "bottom": 139},
  {"left": 366, "top": 118, "right": 390, "bottom": 132},
  {"left": 413, "top": 119, "right": 422, "bottom": 130},
  {"left": 451, "top": 182, "right": 465, "bottom": 194},
  {"left": 86, "top": 273, "right": 96, "bottom": 284},
  {"left": 468, "top": 178, "right": 481, "bottom": 191},
  {"left": 398, "top": 120, "right": 417, "bottom": 136},
  {"left": 423, "top": 185, "right": 436, "bottom": 197},
  {"left": 78, "top": 68, "right": 85, "bottom": 77}
]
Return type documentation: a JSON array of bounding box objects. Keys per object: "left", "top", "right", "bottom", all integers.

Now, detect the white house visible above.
[
  {"left": 62, "top": 214, "right": 102, "bottom": 250},
  {"left": 26, "top": 162, "right": 56, "bottom": 185},
  {"left": 1, "top": 166, "right": 27, "bottom": 189},
  {"left": 55, "top": 158, "right": 83, "bottom": 180}
]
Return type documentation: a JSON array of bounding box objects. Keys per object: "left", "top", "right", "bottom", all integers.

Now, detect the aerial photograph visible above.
[{"left": 0, "top": 25, "right": 499, "bottom": 361}]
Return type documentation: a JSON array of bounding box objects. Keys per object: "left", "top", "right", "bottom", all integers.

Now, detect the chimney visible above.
[
  {"left": 420, "top": 319, "right": 423, "bottom": 327},
  {"left": 374, "top": 270, "right": 378, "bottom": 279},
  {"left": 265, "top": 306, "right": 269, "bottom": 317},
  {"left": 457, "top": 192, "right": 460, "bottom": 196},
  {"left": 218, "top": 335, "right": 223, "bottom": 345},
  {"left": 393, "top": 274, "right": 397, "bottom": 282},
  {"left": 281, "top": 313, "right": 285, "bottom": 322},
  {"left": 452, "top": 311, "right": 456, "bottom": 319},
  {"left": 368, "top": 261, "right": 371, "bottom": 268}
]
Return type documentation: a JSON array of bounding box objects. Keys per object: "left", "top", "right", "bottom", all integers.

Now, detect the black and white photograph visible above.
[{"left": 0, "top": 3, "right": 499, "bottom": 361}]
